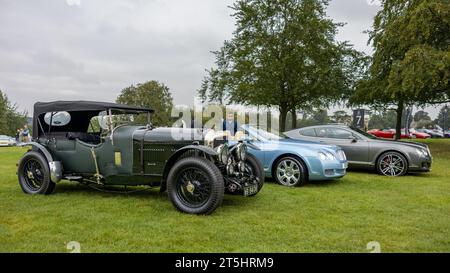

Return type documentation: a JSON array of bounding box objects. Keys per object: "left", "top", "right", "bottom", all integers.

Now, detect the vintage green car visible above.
[{"left": 17, "top": 101, "right": 263, "bottom": 214}]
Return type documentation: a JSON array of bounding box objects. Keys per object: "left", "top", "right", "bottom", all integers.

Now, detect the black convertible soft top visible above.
[
  {"left": 34, "top": 100, "right": 153, "bottom": 116},
  {"left": 33, "top": 101, "right": 153, "bottom": 138}
]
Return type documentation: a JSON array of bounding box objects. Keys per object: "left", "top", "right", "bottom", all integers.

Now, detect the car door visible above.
[{"left": 314, "top": 127, "right": 370, "bottom": 165}]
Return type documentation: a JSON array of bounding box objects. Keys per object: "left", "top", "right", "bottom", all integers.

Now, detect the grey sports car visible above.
[{"left": 284, "top": 125, "right": 432, "bottom": 176}]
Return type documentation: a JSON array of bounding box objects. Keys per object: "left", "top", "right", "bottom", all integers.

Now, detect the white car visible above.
[{"left": 0, "top": 135, "right": 16, "bottom": 146}]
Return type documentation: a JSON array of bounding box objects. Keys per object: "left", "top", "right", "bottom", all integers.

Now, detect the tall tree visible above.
[
  {"left": 297, "top": 108, "right": 330, "bottom": 127},
  {"left": 116, "top": 81, "right": 174, "bottom": 127},
  {"left": 434, "top": 105, "right": 449, "bottom": 130},
  {"left": 331, "top": 110, "right": 351, "bottom": 124},
  {"left": 351, "top": 0, "right": 450, "bottom": 139},
  {"left": 0, "top": 90, "right": 28, "bottom": 135},
  {"left": 199, "top": 0, "right": 361, "bottom": 132},
  {"left": 368, "top": 109, "right": 397, "bottom": 129},
  {"left": 413, "top": 110, "right": 431, "bottom": 122},
  {"left": 0, "top": 91, "right": 8, "bottom": 133}
]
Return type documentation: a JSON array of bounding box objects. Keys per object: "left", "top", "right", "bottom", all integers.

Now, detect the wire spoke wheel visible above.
[
  {"left": 22, "top": 158, "right": 45, "bottom": 191},
  {"left": 176, "top": 167, "right": 212, "bottom": 208},
  {"left": 241, "top": 154, "right": 264, "bottom": 196},
  {"left": 167, "top": 157, "right": 224, "bottom": 214},
  {"left": 18, "top": 151, "right": 55, "bottom": 195}
]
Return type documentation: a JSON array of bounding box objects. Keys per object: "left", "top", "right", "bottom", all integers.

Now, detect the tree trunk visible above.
[
  {"left": 290, "top": 109, "right": 297, "bottom": 129},
  {"left": 395, "top": 101, "right": 404, "bottom": 140},
  {"left": 279, "top": 107, "right": 288, "bottom": 133}
]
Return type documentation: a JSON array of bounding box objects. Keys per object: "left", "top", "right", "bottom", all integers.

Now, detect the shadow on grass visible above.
[
  {"left": 347, "top": 168, "right": 378, "bottom": 175},
  {"left": 55, "top": 182, "right": 165, "bottom": 200},
  {"left": 347, "top": 169, "right": 433, "bottom": 178},
  {"left": 264, "top": 177, "right": 344, "bottom": 188},
  {"left": 53, "top": 181, "right": 261, "bottom": 208},
  {"left": 305, "top": 179, "right": 343, "bottom": 188}
]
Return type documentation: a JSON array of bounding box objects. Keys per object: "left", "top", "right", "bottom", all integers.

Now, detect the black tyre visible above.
[
  {"left": 18, "top": 151, "right": 55, "bottom": 194},
  {"left": 167, "top": 157, "right": 224, "bottom": 215},
  {"left": 273, "top": 156, "right": 308, "bottom": 187},
  {"left": 376, "top": 151, "right": 408, "bottom": 176},
  {"left": 244, "top": 154, "right": 264, "bottom": 196}
]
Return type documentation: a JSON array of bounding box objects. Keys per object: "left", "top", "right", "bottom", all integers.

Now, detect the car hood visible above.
[
  {"left": 371, "top": 138, "right": 428, "bottom": 149},
  {"left": 262, "top": 138, "right": 341, "bottom": 152}
]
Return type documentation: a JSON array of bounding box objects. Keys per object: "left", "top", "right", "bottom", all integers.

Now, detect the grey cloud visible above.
[{"left": 0, "top": 0, "right": 441, "bottom": 118}]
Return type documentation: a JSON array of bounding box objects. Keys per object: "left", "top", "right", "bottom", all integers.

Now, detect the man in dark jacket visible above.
[
  {"left": 222, "top": 112, "right": 239, "bottom": 136},
  {"left": 15, "top": 129, "right": 20, "bottom": 142}
]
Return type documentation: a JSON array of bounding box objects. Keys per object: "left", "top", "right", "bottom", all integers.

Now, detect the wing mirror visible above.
[{"left": 349, "top": 135, "right": 358, "bottom": 143}]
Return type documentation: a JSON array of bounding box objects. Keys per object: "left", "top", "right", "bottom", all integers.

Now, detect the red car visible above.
[
  {"left": 410, "top": 130, "right": 431, "bottom": 139},
  {"left": 367, "top": 129, "right": 411, "bottom": 139}
]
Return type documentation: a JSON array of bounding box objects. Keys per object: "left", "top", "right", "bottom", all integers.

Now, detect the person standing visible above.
[
  {"left": 15, "top": 129, "right": 20, "bottom": 142},
  {"left": 18, "top": 128, "right": 23, "bottom": 143},
  {"left": 222, "top": 112, "right": 239, "bottom": 136},
  {"left": 22, "top": 125, "right": 29, "bottom": 143}
]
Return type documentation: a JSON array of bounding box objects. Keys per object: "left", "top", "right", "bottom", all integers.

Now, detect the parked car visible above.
[
  {"left": 0, "top": 135, "right": 16, "bottom": 146},
  {"left": 416, "top": 129, "right": 444, "bottom": 138},
  {"left": 444, "top": 131, "right": 450, "bottom": 138},
  {"left": 409, "top": 129, "right": 431, "bottom": 139},
  {"left": 284, "top": 125, "right": 432, "bottom": 177},
  {"left": 17, "top": 101, "right": 263, "bottom": 215},
  {"left": 367, "top": 129, "right": 410, "bottom": 139},
  {"left": 228, "top": 125, "right": 347, "bottom": 187}
]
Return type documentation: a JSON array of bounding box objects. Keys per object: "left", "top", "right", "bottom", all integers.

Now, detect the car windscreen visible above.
[
  {"left": 299, "top": 128, "right": 316, "bottom": 137},
  {"left": 350, "top": 126, "right": 377, "bottom": 139},
  {"left": 243, "top": 125, "right": 285, "bottom": 141},
  {"left": 96, "top": 111, "right": 148, "bottom": 130}
]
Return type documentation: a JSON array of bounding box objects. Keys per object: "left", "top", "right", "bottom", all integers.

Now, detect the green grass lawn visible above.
[{"left": 1, "top": 139, "right": 449, "bottom": 253}]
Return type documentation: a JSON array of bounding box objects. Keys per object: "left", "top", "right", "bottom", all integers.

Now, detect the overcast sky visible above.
[{"left": 0, "top": 0, "right": 441, "bottom": 118}]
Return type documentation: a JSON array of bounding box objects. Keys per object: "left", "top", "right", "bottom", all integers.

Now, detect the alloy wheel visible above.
[
  {"left": 276, "top": 159, "right": 301, "bottom": 186},
  {"left": 379, "top": 153, "right": 406, "bottom": 176}
]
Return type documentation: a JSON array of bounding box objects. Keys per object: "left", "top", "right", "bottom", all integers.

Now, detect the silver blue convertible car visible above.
[{"left": 232, "top": 125, "right": 348, "bottom": 187}]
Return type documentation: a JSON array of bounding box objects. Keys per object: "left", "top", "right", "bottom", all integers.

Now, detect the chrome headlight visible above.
[
  {"left": 216, "top": 144, "right": 229, "bottom": 164},
  {"left": 336, "top": 149, "right": 347, "bottom": 161},
  {"left": 415, "top": 148, "right": 428, "bottom": 157},
  {"left": 235, "top": 143, "right": 247, "bottom": 161},
  {"left": 226, "top": 162, "right": 235, "bottom": 175},
  {"left": 238, "top": 161, "right": 246, "bottom": 172},
  {"left": 318, "top": 151, "right": 336, "bottom": 161}
]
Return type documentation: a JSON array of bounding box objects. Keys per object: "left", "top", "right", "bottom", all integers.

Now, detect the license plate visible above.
[{"left": 243, "top": 184, "right": 258, "bottom": 196}]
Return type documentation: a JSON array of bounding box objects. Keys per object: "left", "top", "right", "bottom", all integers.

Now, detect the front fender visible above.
[
  {"left": 175, "top": 145, "right": 218, "bottom": 157},
  {"left": 371, "top": 148, "right": 411, "bottom": 166},
  {"left": 267, "top": 150, "right": 313, "bottom": 176},
  {"left": 160, "top": 145, "right": 218, "bottom": 192},
  {"left": 22, "top": 142, "right": 63, "bottom": 183}
]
